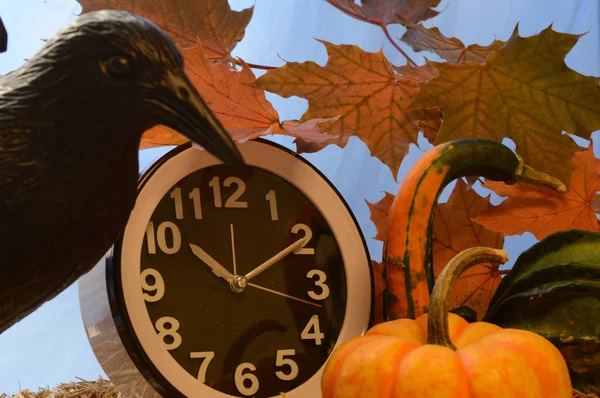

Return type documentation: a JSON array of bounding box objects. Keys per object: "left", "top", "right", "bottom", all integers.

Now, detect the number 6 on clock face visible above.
[{"left": 79, "top": 139, "right": 372, "bottom": 398}]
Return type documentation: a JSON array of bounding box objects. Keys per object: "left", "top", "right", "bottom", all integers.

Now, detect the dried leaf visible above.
[
  {"left": 401, "top": 23, "right": 504, "bottom": 63},
  {"left": 185, "top": 49, "right": 280, "bottom": 140},
  {"left": 475, "top": 142, "right": 600, "bottom": 240},
  {"left": 433, "top": 180, "right": 505, "bottom": 319},
  {"left": 410, "top": 25, "right": 600, "bottom": 185},
  {"left": 79, "top": 0, "right": 271, "bottom": 148},
  {"left": 464, "top": 175, "right": 480, "bottom": 189},
  {"left": 394, "top": 62, "right": 439, "bottom": 83},
  {"left": 79, "top": 0, "right": 253, "bottom": 60},
  {"left": 326, "top": 0, "right": 441, "bottom": 25},
  {"left": 144, "top": 45, "right": 281, "bottom": 147},
  {"left": 366, "top": 192, "right": 395, "bottom": 241},
  {"left": 140, "top": 127, "right": 190, "bottom": 149},
  {"left": 281, "top": 118, "right": 341, "bottom": 151},
  {"left": 256, "top": 41, "right": 441, "bottom": 178},
  {"left": 591, "top": 193, "right": 600, "bottom": 212}
]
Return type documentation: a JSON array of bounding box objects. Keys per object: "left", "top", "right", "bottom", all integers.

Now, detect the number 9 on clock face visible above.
[{"left": 81, "top": 139, "right": 372, "bottom": 398}]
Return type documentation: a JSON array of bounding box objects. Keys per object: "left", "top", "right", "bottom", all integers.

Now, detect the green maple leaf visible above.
[{"left": 410, "top": 25, "right": 600, "bottom": 186}]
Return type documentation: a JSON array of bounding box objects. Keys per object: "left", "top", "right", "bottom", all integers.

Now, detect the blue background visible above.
[{"left": 0, "top": 0, "right": 598, "bottom": 393}]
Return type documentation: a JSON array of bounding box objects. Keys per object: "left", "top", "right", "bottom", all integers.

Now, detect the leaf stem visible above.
[
  {"left": 325, "top": 0, "right": 373, "bottom": 24},
  {"left": 427, "top": 247, "right": 509, "bottom": 349},
  {"left": 231, "top": 58, "right": 277, "bottom": 70},
  {"left": 324, "top": 0, "right": 417, "bottom": 68},
  {"left": 381, "top": 24, "right": 417, "bottom": 67}
]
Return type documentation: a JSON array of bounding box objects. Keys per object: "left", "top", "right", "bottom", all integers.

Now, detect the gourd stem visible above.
[
  {"left": 427, "top": 247, "right": 509, "bottom": 349},
  {"left": 512, "top": 155, "right": 567, "bottom": 192}
]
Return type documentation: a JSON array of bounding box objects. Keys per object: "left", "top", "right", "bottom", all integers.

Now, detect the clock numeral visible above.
[
  {"left": 265, "top": 190, "right": 278, "bottom": 221},
  {"left": 146, "top": 221, "right": 181, "bottom": 254},
  {"left": 306, "top": 270, "right": 330, "bottom": 300},
  {"left": 275, "top": 349, "right": 299, "bottom": 381},
  {"left": 301, "top": 315, "right": 324, "bottom": 345},
  {"left": 169, "top": 187, "right": 203, "bottom": 220},
  {"left": 209, "top": 176, "right": 248, "bottom": 208},
  {"left": 155, "top": 316, "right": 182, "bottom": 350},
  {"left": 190, "top": 351, "right": 215, "bottom": 383},
  {"left": 141, "top": 268, "right": 165, "bottom": 302},
  {"left": 234, "top": 362, "right": 259, "bottom": 396},
  {"left": 291, "top": 223, "right": 314, "bottom": 255},
  {"left": 189, "top": 187, "right": 203, "bottom": 219},
  {"left": 169, "top": 188, "right": 184, "bottom": 219}
]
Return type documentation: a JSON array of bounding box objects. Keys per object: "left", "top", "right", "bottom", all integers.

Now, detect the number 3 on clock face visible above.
[{"left": 80, "top": 139, "right": 372, "bottom": 398}]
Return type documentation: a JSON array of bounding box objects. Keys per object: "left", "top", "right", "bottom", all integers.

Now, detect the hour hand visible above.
[{"left": 189, "top": 243, "right": 235, "bottom": 282}]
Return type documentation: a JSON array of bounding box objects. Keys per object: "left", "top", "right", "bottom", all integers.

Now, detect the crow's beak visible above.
[
  {"left": 147, "top": 70, "right": 245, "bottom": 168},
  {"left": 0, "top": 16, "right": 6, "bottom": 53}
]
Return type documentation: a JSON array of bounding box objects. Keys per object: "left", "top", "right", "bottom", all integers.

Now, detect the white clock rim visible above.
[{"left": 120, "top": 139, "right": 372, "bottom": 398}]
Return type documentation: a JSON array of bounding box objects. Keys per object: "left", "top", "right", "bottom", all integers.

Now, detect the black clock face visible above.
[{"left": 138, "top": 164, "right": 347, "bottom": 397}]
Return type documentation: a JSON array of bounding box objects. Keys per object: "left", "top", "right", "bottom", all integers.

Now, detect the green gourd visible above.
[{"left": 484, "top": 230, "right": 600, "bottom": 391}]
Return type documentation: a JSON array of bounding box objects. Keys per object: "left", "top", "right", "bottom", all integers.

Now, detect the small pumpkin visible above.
[{"left": 322, "top": 247, "right": 572, "bottom": 397}]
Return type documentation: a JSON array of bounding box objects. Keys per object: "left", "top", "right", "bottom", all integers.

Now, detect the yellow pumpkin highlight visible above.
[{"left": 321, "top": 248, "right": 572, "bottom": 398}]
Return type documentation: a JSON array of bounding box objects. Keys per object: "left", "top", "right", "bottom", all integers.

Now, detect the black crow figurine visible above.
[
  {"left": 0, "top": 10, "right": 245, "bottom": 334},
  {"left": 0, "top": 15, "right": 6, "bottom": 53}
]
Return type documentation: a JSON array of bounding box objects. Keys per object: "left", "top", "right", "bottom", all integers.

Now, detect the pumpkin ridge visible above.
[
  {"left": 394, "top": 344, "right": 471, "bottom": 396},
  {"left": 456, "top": 342, "right": 545, "bottom": 397},
  {"left": 475, "top": 329, "right": 572, "bottom": 396},
  {"left": 320, "top": 336, "right": 376, "bottom": 397}
]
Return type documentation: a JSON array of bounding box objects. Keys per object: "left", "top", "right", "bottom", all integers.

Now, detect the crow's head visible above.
[{"left": 18, "top": 10, "right": 244, "bottom": 167}]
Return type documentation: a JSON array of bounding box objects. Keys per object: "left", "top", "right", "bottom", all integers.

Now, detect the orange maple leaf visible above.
[
  {"left": 366, "top": 180, "right": 505, "bottom": 319},
  {"left": 394, "top": 63, "right": 439, "bottom": 82},
  {"left": 400, "top": 22, "right": 504, "bottom": 63},
  {"left": 367, "top": 192, "right": 395, "bottom": 242},
  {"left": 78, "top": 0, "right": 252, "bottom": 60},
  {"left": 256, "top": 41, "right": 440, "bottom": 179},
  {"left": 184, "top": 47, "right": 280, "bottom": 140},
  {"left": 410, "top": 25, "right": 600, "bottom": 186},
  {"left": 139, "top": 129, "right": 189, "bottom": 150},
  {"left": 79, "top": 0, "right": 279, "bottom": 148},
  {"left": 326, "top": 0, "right": 440, "bottom": 25},
  {"left": 280, "top": 118, "right": 341, "bottom": 151},
  {"left": 140, "top": 44, "right": 281, "bottom": 148},
  {"left": 474, "top": 141, "right": 600, "bottom": 240},
  {"left": 432, "top": 180, "right": 505, "bottom": 319}
]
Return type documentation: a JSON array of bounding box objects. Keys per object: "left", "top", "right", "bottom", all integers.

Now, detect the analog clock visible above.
[{"left": 79, "top": 138, "right": 372, "bottom": 397}]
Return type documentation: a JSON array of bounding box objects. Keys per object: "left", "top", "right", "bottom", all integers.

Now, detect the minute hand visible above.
[{"left": 244, "top": 238, "right": 306, "bottom": 281}]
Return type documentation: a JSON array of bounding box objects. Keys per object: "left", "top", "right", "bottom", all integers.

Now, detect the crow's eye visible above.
[{"left": 105, "top": 55, "right": 135, "bottom": 77}]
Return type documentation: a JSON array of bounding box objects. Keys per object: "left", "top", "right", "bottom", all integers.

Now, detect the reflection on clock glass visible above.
[{"left": 139, "top": 164, "right": 347, "bottom": 397}]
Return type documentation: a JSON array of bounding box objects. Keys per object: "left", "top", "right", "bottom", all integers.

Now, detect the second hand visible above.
[{"left": 247, "top": 282, "right": 322, "bottom": 308}]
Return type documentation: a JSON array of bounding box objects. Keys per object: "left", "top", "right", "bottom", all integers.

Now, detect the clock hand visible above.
[
  {"left": 243, "top": 238, "right": 306, "bottom": 282},
  {"left": 247, "top": 282, "right": 322, "bottom": 308},
  {"left": 230, "top": 224, "right": 237, "bottom": 276},
  {"left": 189, "top": 243, "right": 235, "bottom": 283}
]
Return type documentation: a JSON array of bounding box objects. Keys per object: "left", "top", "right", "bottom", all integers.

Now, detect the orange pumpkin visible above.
[{"left": 321, "top": 248, "right": 572, "bottom": 398}]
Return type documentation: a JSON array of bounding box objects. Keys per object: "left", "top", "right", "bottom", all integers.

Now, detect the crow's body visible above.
[{"left": 0, "top": 10, "right": 243, "bottom": 334}]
